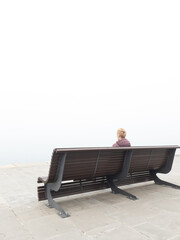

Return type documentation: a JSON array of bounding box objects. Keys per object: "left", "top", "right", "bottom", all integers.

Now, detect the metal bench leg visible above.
[
  {"left": 46, "top": 184, "right": 70, "bottom": 218},
  {"left": 107, "top": 176, "right": 138, "bottom": 200},
  {"left": 106, "top": 150, "right": 138, "bottom": 200},
  {"left": 45, "top": 153, "right": 70, "bottom": 218},
  {"left": 150, "top": 171, "right": 180, "bottom": 189}
]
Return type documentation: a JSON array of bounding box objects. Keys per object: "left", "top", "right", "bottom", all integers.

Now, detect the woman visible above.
[{"left": 112, "top": 128, "right": 131, "bottom": 147}]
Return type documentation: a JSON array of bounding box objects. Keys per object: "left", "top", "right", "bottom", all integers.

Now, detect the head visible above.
[{"left": 117, "top": 128, "right": 126, "bottom": 139}]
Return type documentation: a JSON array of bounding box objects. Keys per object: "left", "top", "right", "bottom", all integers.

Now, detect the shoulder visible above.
[
  {"left": 124, "top": 138, "right": 131, "bottom": 146},
  {"left": 119, "top": 138, "right": 131, "bottom": 147}
]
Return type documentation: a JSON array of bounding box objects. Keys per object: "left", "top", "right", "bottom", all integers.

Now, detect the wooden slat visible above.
[
  {"left": 54, "top": 146, "right": 179, "bottom": 152},
  {"left": 129, "top": 148, "right": 170, "bottom": 172}
]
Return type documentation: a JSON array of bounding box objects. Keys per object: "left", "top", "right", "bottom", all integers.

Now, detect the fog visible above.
[{"left": 0, "top": 1, "right": 180, "bottom": 164}]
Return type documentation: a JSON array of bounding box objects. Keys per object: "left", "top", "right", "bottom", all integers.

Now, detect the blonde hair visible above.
[{"left": 117, "top": 128, "right": 126, "bottom": 138}]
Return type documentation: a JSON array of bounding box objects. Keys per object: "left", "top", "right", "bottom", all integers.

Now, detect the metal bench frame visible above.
[{"left": 37, "top": 146, "right": 180, "bottom": 218}]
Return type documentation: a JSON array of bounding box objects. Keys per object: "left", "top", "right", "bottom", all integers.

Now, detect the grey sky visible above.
[{"left": 0, "top": 0, "right": 180, "bottom": 164}]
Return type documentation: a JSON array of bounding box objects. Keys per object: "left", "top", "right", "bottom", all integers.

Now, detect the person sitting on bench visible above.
[{"left": 112, "top": 128, "right": 131, "bottom": 147}]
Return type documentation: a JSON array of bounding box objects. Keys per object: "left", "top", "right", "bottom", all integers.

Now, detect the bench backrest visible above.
[
  {"left": 129, "top": 148, "right": 171, "bottom": 172},
  {"left": 46, "top": 146, "right": 179, "bottom": 184}
]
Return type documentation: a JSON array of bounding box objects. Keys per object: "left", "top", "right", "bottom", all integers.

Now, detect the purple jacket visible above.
[{"left": 112, "top": 138, "right": 131, "bottom": 147}]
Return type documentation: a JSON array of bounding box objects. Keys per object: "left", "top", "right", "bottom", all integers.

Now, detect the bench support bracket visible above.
[
  {"left": 45, "top": 153, "right": 70, "bottom": 218},
  {"left": 150, "top": 149, "right": 180, "bottom": 190},
  {"left": 107, "top": 150, "right": 138, "bottom": 200},
  {"left": 107, "top": 176, "right": 138, "bottom": 200},
  {"left": 150, "top": 171, "right": 180, "bottom": 189}
]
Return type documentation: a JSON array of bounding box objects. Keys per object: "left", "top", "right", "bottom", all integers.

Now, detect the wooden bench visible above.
[{"left": 37, "top": 146, "right": 180, "bottom": 218}]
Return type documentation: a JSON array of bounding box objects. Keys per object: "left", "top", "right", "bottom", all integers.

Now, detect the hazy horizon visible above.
[{"left": 0, "top": 1, "right": 180, "bottom": 165}]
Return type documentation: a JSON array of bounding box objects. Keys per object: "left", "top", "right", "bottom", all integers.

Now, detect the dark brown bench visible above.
[{"left": 37, "top": 146, "right": 180, "bottom": 218}]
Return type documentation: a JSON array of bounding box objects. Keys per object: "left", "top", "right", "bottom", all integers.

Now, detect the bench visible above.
[{"left": 37, "top": 145, "right": 180, "bottom": 218}]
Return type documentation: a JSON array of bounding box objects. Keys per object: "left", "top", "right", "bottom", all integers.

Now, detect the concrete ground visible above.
[{"left": 0, "top": 156, "right": 180, "bottom": 240}]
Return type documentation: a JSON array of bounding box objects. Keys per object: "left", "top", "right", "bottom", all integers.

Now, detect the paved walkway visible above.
[{"left": 0, "top": 156, "right": 180, "bottom": 240}]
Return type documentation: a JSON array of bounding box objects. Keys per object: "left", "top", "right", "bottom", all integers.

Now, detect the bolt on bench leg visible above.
[{"left": 46, "top": 185, "right": 70, "bottom": 218}]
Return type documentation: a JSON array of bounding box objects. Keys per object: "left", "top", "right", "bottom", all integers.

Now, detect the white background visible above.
[{"left": 0, "top": 0, "right": 180, "bottom": 164}]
